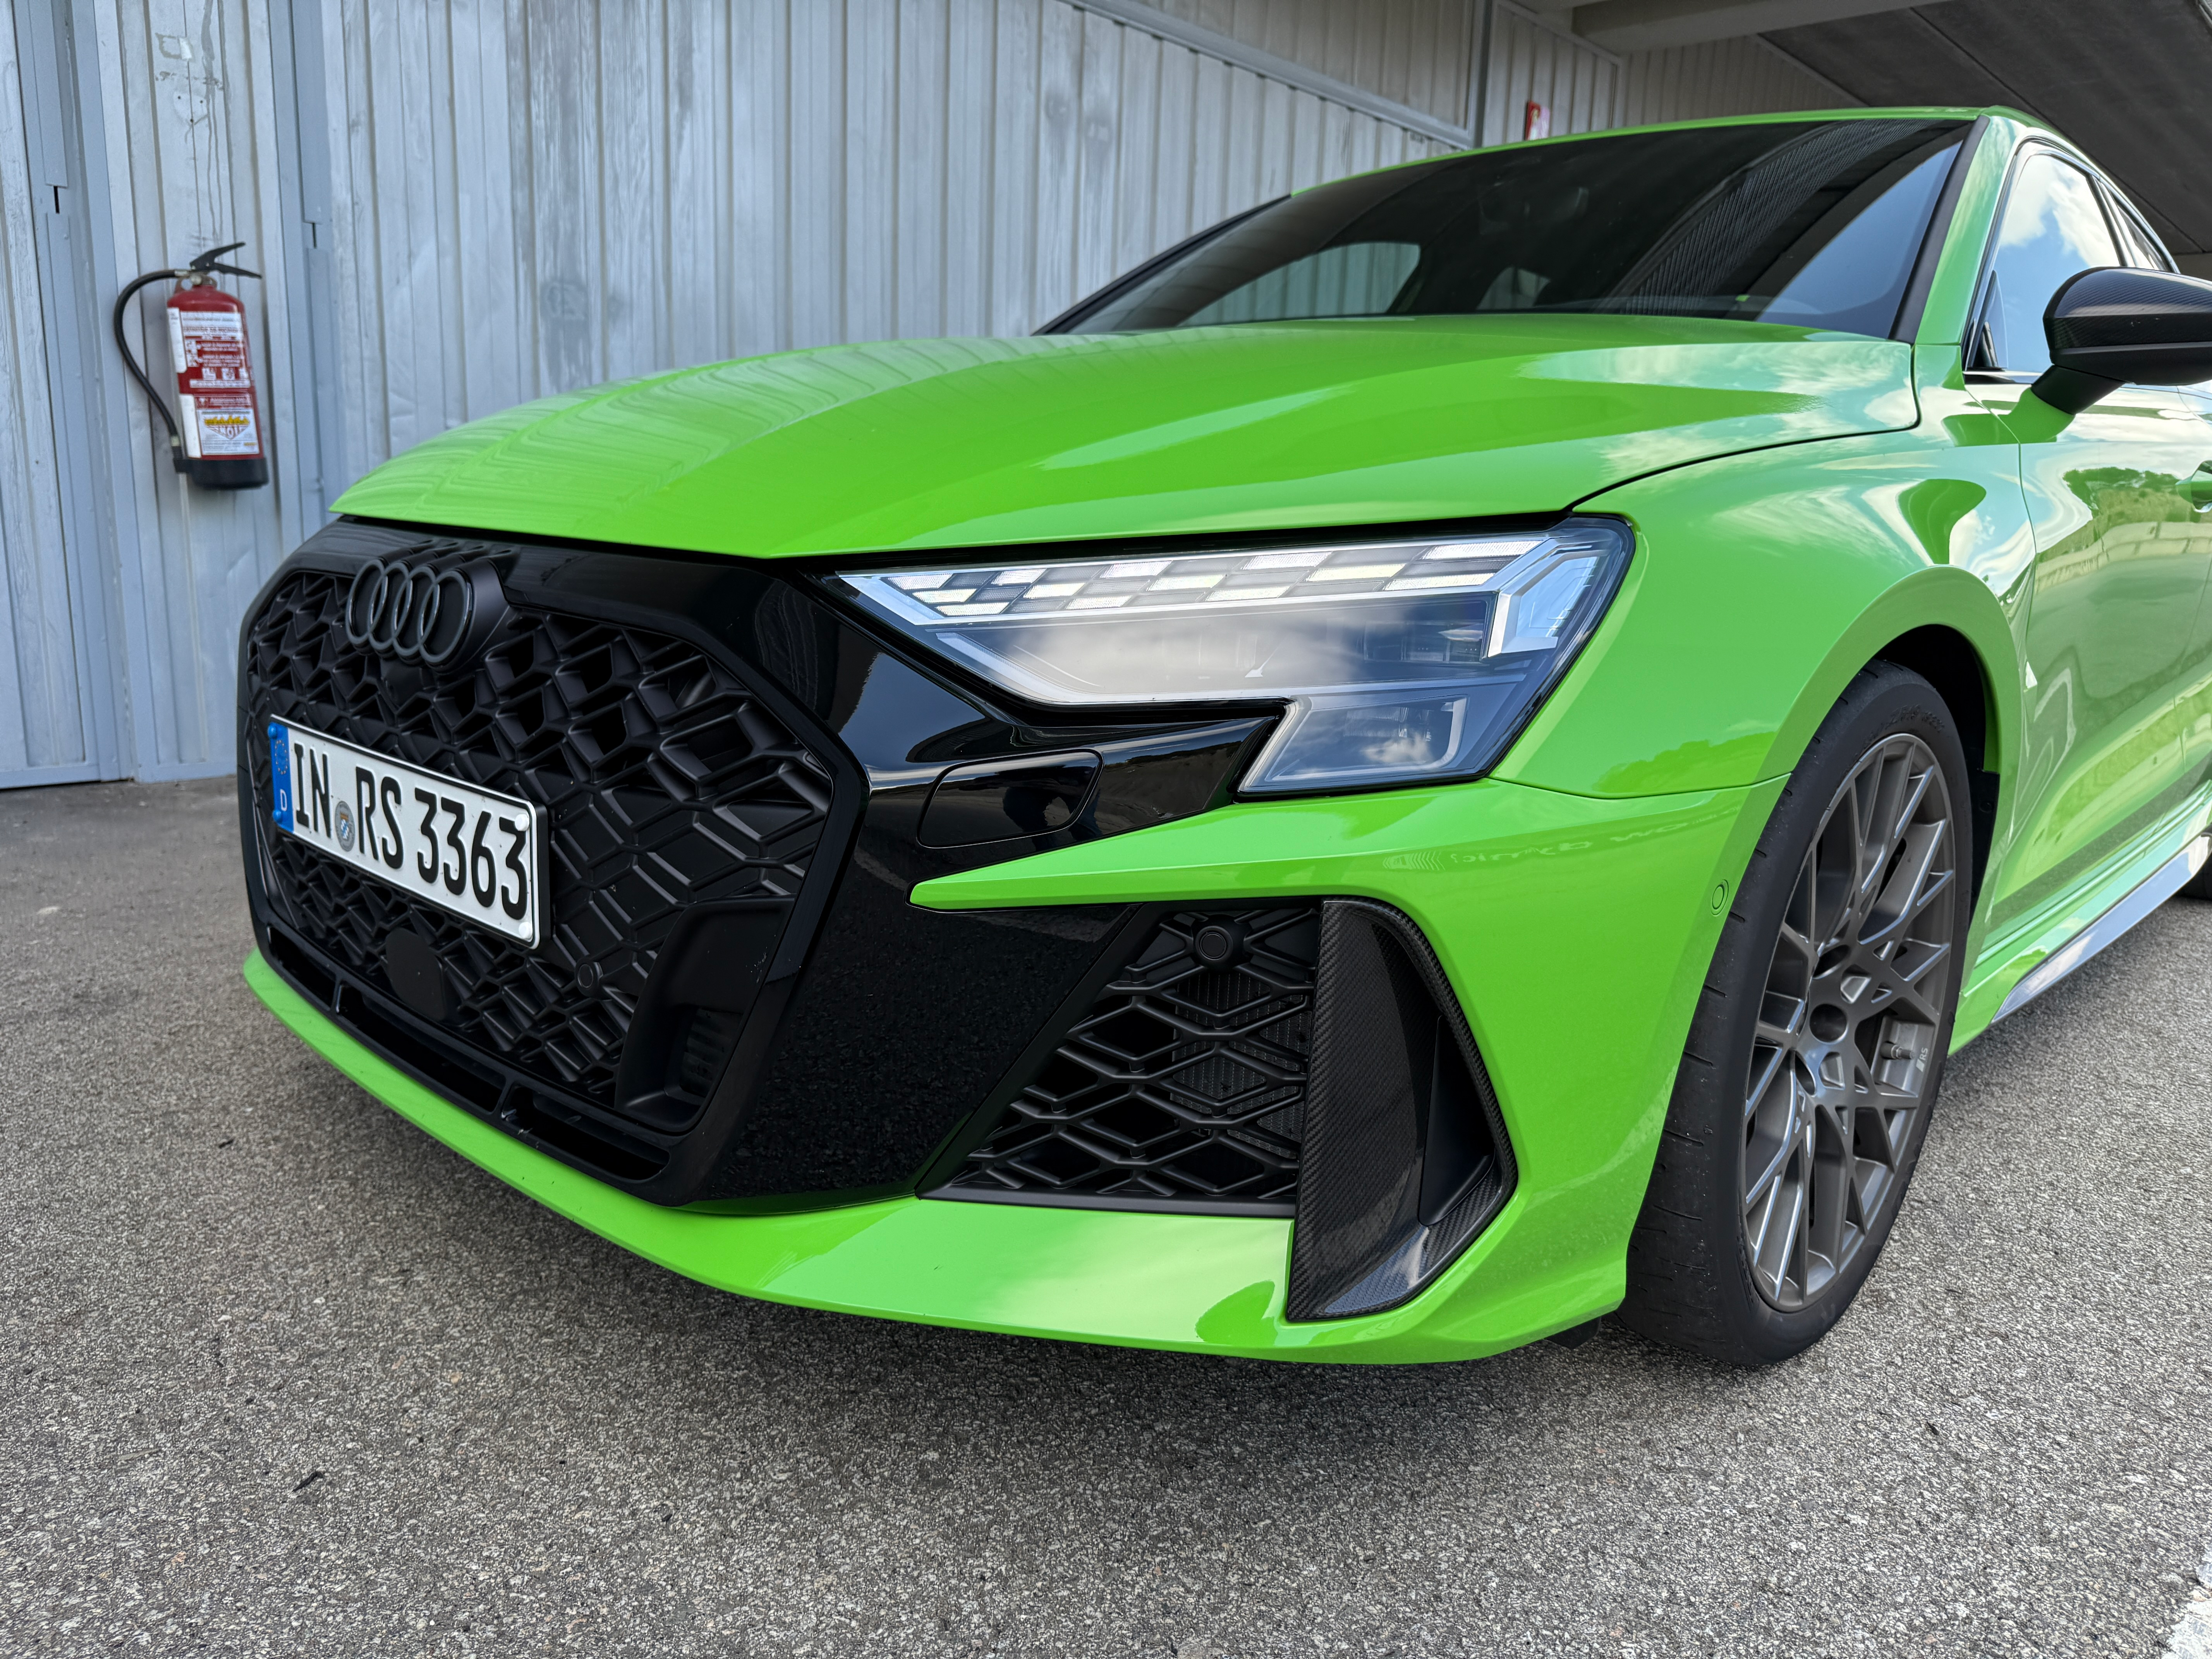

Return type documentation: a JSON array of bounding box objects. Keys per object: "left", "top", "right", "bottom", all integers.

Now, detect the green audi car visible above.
[{"left": 240, "top": 107, "right": 2212, "bottom": 1366}]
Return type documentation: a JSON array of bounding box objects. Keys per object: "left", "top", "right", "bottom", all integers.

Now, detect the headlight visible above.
[{"left": 837, "top": 517, "right": 1630, "bottom": 795}]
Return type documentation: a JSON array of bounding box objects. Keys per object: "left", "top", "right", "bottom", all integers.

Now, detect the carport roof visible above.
[{"left": 1766, "top": 0, "right": 2212, "bottom": 263}]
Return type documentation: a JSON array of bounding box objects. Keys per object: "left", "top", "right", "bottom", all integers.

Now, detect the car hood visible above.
[{"left": 334, "top": 317, "right": 1917, "bottom": 558}]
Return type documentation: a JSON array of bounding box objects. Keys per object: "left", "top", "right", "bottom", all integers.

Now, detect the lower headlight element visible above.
[{"left": 836, "top": 518, "right": 1630, "bottom": 795}]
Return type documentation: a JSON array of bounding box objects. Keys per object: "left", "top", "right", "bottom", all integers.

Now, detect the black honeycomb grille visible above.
[
  {"left": 243, "top": 551, "right": 836, "bottom": 1114},
  {"left": 943, "top": 908, "right": 1320, "bottom": 1210}
]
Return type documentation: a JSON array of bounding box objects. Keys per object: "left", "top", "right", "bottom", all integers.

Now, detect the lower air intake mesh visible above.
[{"left": 939, "top": 907, "right": 1320, "bottom": 1211}]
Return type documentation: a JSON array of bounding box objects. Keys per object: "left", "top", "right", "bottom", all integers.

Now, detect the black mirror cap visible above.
[{"left": 2032, "top": 266, "right": 2212, "bottom": 413}]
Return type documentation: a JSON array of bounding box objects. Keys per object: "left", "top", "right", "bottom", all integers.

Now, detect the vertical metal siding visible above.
[
  {"left": 1480, "top": 4, "right": 1851, "bottom": 148},
  {"left": 86, "top": 0, "right": 313, "bottom": 777},
  {"left": 0, "top": 0, "right": 87, "bottom": 781},
  {"left": 1480, "top": 5, "right": 1620, "bottom": 146},
  {"left": 312, "top": 0, "right": 1449, "bottom": 490},
  {"left": 1617, "top": 36, "right": 1849, "bottom": 127},
  {"left": 1150, "top": 0, "right": 1477, "bottom": 127}
]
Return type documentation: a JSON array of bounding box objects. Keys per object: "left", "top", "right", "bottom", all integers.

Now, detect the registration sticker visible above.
[{"left": 268, "top": 720, "right": 545, "bottom": 947}]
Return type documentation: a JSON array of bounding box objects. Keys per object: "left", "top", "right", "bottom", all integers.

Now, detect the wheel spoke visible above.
[
  {"left": 1863, "top": 950, "right": 1946, "bottom": 1027},
  {"left": 1811, "top": 819, "right": 1851, "bottom": 952},
  {"left": 1745, "top": 1121, "right": 1798, "bottom": 1207},
  {"left": 1750, "top": 1156, "right": 1805, "bottom": 1302},
  {"left": 1849, "top": 774, "right": 1884, "bottom": 929},
  {"left": 1898, "top": 866, "right": 1957, "bottom": 931},
  {"left": 1790, "top": 1124, "right": 1816, "bottom": 1296},
  {"left": 1863, "top": 815, "right": 1947, "bottom": 949},
  {"left": 1884, "top": 759, "right": 1934, "bottom": 851},
  {"left": 1745, "top": 1041, "right": 1790, "bottom": 1123},
  {"left": 1910, "top": 937, "right": 1953, "bottom": 981},
  {"left": 1808, "top": 1107, "right": 1850, "bottom": 1266}
]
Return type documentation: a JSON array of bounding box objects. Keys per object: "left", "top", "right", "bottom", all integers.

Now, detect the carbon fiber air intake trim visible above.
[{"left": 1285, "top": 900, "right": 1516, "bottom": 1321}]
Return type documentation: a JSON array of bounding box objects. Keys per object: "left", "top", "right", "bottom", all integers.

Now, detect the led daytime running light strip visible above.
[{"left": 849, "top": 535, "right": 1561, "bottom": 625}]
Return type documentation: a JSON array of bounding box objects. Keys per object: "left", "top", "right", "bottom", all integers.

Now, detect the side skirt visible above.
[{"left": 1990, "top": 834, "right": 2210, "bottom": 1023}]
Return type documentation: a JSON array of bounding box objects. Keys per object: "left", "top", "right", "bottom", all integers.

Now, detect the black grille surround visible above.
[
  {"left": 242, "top": 532, "right": 854, "bottom": 1190},
  {"left": 933, "top": 908, "right": 1320, "bottom": 1214}
]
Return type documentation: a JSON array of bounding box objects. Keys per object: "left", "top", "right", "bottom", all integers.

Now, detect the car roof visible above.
[
  {"left": 1466, "top": 105, "right": 2045, "bottom": 149},
  {"left": 1304, "top": 106, "right": 2053, "bottom": 191}
]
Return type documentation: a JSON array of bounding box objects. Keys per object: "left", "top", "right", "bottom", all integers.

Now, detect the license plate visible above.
[{"left": 268, "top": 721, "right": 546, "bottom": 946}]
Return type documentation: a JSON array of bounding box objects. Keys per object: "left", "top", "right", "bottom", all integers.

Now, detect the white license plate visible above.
[{"left": 267, "top": 721, "right": 546, "bottom": 946}]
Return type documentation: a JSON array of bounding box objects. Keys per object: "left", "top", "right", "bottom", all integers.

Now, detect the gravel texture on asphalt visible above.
[{"left": 4, "top": 777, "right": 2210, "bottom": 1658}]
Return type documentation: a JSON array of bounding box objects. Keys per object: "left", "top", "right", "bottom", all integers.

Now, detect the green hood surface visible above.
[{"left": 335, "top": 317, "right": 1917, "bottom": 558}]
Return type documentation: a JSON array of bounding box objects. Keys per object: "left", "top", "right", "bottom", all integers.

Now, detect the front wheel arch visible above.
[
  {"left": 1737, "top": 571, "right": 2017, "bottom": 955},
  {"left": 1874, "top": 622, "right": 2003, "bottom": 904},
  {"left": 1760, "top": 565, "right": 2019, "bottom": 797}
]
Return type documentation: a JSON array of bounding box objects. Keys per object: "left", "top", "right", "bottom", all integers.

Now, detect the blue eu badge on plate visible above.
[{"left": 268, "top": 723, "right": 294, "bottom": 833}]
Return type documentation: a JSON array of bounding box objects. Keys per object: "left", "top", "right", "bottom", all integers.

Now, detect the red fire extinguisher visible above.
[{"left": 112, "top": 241, "right": 269, "bottom": 490}]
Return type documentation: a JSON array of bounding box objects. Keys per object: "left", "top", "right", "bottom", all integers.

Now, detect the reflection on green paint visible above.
[
  {"left": 337, "top": 319, "right": 1916, "bottom": 559},
  {"left": 1899, "top": 479, "right": 1989, "bottom": 563}
]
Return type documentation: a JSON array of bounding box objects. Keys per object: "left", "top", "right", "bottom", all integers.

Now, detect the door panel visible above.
[
  {"left": 1968, "top": 151, "right": 2212, "bottom": 927},
  {"left": 1997, "top": 385, "right": 2212, "bottom": 919}
]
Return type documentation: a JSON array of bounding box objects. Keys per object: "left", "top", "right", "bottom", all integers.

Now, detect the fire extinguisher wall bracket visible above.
[{"left": 112, "top": 241, "right": 270, "bottom": 491}]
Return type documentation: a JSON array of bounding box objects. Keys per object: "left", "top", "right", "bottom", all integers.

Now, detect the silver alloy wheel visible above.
[{"left": 1741, "top": 733, "right": 1958, "bottom": 1312}]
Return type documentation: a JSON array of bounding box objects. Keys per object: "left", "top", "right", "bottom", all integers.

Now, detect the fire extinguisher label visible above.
[
  {"left": 184, "top": 393, "right": 263, "bottom": 457},
  {"left": 167, "top": 305, "right": 262, "bottom": 458}
]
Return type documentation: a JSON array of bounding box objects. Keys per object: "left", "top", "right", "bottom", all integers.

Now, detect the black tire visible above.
[{"left": 1617, "top": 663, "right": 1972, "bottom": 1365}]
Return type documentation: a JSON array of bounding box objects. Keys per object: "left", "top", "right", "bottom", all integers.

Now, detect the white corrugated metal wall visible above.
[
  {"left": 306, "top": 0, "right": 1454, "bottom": 484},
  {"left": 1616, "top": 32, "right": 1851, "bottom": 127},
  {"left": 89, "top": 0, "right": 322, "bottom": 778},
  {"left": 1139, "top": 2, "right": 1847, "bottom": 152},
  {"left": 1477, "top": 3, "right": 1847, "bottom": 147},
  {"left": 2, "top": 0, "right": 1857, "bottom": 786},
  {"left": 1149, "top": 0, "right": 1479, "bottom": 126},
  {"left": 1, "top": 0, "right": 326, "bottom": 785},
  {"left": 0, "top": 0, "right": 84, "bottom": 784}
]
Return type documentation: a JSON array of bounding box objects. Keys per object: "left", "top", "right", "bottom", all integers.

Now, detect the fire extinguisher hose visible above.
[{"left": 111, "top": 268, "right": 185, "bottom": 457}]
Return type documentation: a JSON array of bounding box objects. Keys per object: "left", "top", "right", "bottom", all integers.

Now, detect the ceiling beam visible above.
[
  {"left": 1568, "top": 0, "right": 1929, "bottom": 52},
  {"left": 1065, "top": 0, "right": 1473, "bottom": 144}
]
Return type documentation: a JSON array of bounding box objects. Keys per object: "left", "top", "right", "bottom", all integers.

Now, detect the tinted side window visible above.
[
  {"left": 2106, "top": 193, "right": 2173, "bottom": 271},
  {"left": 1979, "top": 153, "right": 2119, "bottom": 373}
]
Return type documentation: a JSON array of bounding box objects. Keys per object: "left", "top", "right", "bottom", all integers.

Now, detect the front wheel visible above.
[{"left": 1618, "top": 663, "right": 1970, "bottom": 1365}]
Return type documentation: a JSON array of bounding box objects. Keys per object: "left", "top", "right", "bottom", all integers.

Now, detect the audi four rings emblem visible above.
[{"left": 344, "top": 559, "right": 496, "bottom": 666}]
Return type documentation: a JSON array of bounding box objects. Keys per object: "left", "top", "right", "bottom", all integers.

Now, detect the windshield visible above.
[{"left": 1051, "top": 118, "right": 1967, "bottom": 339}]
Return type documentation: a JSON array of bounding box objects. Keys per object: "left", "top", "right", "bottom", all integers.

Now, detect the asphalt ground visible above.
[{"left": 4, "top": 776, "right": 2210, "bottom": 1658}]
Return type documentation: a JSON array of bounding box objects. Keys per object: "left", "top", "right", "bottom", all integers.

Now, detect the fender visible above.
[
  {"left": 1765, "top": 563, "right": 2020, "bottom": 784},
  {"left": 1498, "top": 421, "right": 2030, "bottom": 802}
]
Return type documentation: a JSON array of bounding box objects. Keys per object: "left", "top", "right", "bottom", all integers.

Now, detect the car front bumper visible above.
[{"left": 246, "top": 766, "right": 1777, "bottom": 1363}]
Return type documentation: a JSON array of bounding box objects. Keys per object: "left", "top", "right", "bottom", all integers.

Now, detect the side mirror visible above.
[{"left": 2032, "top": 266, "right": 2212, "bottom": 413}]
